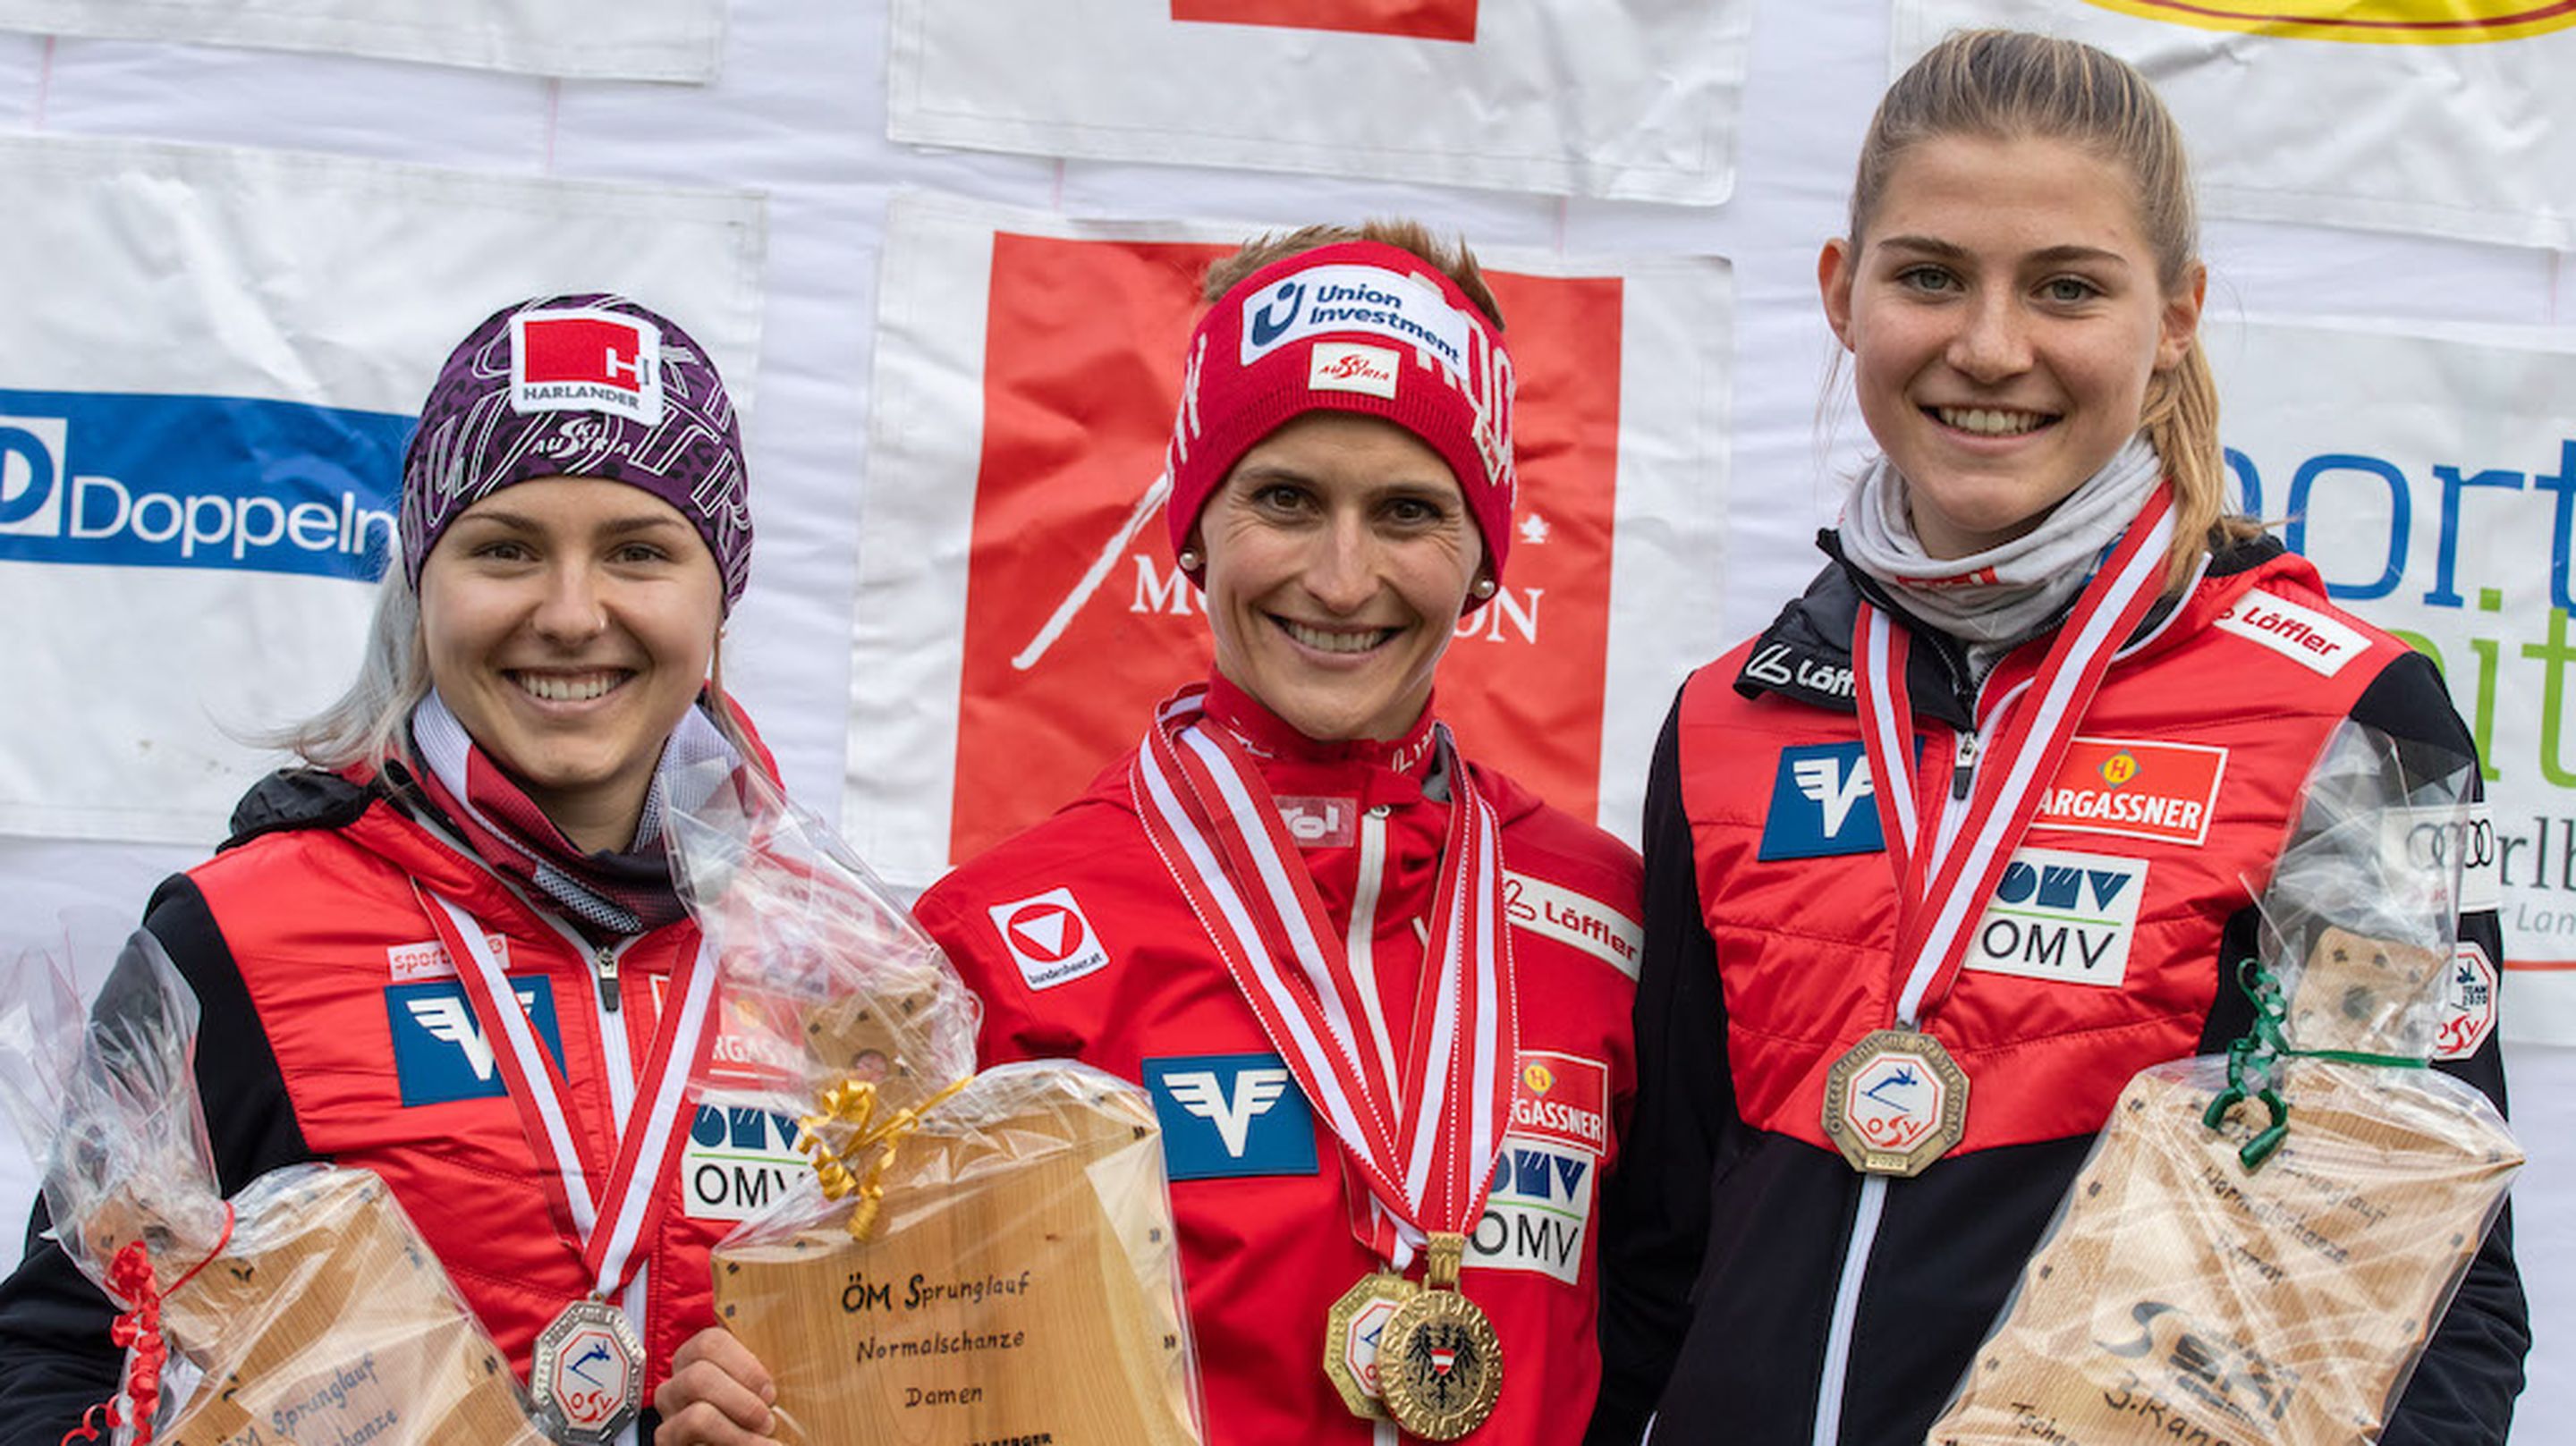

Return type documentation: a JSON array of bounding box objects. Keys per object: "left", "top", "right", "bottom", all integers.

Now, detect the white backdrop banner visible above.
[
  {"left": 887, "top": 0, "right": 1752, "bottom": 203},
  {"left": 0, "top": 0, "right": 725, "bottom": 80},
  {"left": 2212, "top": 316, "right": 2576, "bottom": 1042},
  {"left": 847, "top": 191, "right": 1733, "bottom": 884},
  {"left": 1894, "top": 1, "right": 2576, "bottom": 249},
  {"left": 0, "top": 133, "right": 764, "bottom": 846}
]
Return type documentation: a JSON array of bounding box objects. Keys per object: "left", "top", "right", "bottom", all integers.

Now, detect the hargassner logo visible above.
[{"left": 0, "top": 389, "right": 411, "bottom": 579}]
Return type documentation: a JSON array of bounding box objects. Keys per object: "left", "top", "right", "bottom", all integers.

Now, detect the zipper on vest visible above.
[
  {"left": 595, "top": 943, "right": 621, "bottom": 1013},
  {"left": 1950, "top": 730, "right": 1978, "bottom": 801}
]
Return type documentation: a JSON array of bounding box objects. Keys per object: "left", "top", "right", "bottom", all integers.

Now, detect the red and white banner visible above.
[
  {"left": 844, "top": 192, "right": 1732, "bottom": 883},
  {"left": 0, "top": 133, "right": 763, "bottom": 846},
  {"left": 887, "top": 0, "right": 1752, "bottom": 203},
  {"left": 0, "top": 0, "right": 724, "bottom": 80},
  {"left": 1894, "top": 0, "right": 2576, "bottom": 249},
  {"left": 2204, "top": 315, "right": 2576, "bottom": 1042}
]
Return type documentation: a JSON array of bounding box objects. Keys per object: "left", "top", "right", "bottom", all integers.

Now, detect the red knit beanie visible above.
[{"left": 1164, "top": 240, "right": 1517, "bottom": 590}]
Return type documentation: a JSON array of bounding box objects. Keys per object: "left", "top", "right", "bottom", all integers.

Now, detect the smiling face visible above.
[
  {"left": 1821, "top": 132, "right": 2204, "bottom": 560},
  {"left": 1195, "top": 411, "right": 1484, "bottom": 743},
  {"left": 418, "top": 477, "right": 723, "bottom": 852}
]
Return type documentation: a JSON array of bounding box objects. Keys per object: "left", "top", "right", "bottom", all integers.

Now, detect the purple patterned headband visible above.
[{"left": 398, "top": 293, "right": 752, "bottom": 609}]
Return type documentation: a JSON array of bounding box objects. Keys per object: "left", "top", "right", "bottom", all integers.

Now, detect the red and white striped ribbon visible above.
[
  {"left": 423, "top": 889, "right": 720, "bottom": 1298},
  {"left": 1131, "top": 687, "right": 1519, "bottom": 1249},
  {"left": 1854, "top": 489, "right": 2178, "bottom": 1027}
]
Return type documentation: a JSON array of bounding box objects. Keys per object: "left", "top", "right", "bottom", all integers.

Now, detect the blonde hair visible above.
[
  {"left": 1201, "top": 219, "right": 1504, "bottom": 330},
  {"left": 1850, "top": 30, "right": 2255, "bottom": 590}
]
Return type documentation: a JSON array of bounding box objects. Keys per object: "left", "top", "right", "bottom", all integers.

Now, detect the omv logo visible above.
[{"left": 0, "top": 388, "right": 412, "bottom": 579}]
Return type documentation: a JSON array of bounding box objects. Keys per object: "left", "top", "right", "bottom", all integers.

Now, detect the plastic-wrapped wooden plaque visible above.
[
  {"left": 154, "top": 1166, "right": 547, "bottom": 1446},
  {"left": 1932, "top": 1057, "right": 2519, "bottom": 1446},
  {"left": 712, "top": 1063, "right": 1198, "bottom": 1446}
]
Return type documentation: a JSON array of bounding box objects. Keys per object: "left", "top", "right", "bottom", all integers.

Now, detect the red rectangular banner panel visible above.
[
  {"left": 1169, "top": 0, "right": 1477, "bottom": 42},
  {"left": 953, "top": 231, "right": 1622, "bottom": 863}
]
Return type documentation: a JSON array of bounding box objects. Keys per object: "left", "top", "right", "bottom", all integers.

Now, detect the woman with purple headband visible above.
[{"left": 0, "top": 294, "right": 779, "bottom": 1446}]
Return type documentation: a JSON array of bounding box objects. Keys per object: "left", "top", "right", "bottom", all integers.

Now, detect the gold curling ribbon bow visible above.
[{"left": 793, "top": 1077, "right": 971, "bottom": 1240}]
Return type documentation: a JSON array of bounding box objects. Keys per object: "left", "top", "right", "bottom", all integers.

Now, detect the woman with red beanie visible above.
[{"left": 656, "top": 224, "right": 1640, "bottom": 1446}]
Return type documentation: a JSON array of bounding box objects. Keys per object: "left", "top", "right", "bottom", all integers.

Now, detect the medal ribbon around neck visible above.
[
  {"left": 1852, "top": 488, "right": 2177, "bottom": 1027},
  {"left": 1131, "top": 686, "right": 1521, "bottom": 1255},
  {"left": 420, "top": 887, "right": 723, "bottom": 1299}
]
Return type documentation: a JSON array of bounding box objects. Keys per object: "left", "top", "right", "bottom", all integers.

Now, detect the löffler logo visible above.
[
  {"left": 1169, "top": 0, "right": 1477, "bottom": 43},
  {"left": 2080, "top": 0, "right": 2576, "bottom": 43}
]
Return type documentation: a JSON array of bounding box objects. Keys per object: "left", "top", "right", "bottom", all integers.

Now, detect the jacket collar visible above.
[
  {"left": 1733, "top": 528, "right": 2292, "bottom": 728},
  {"left": 1200, "top": 672, "right": 1445, "bottom": 787}
]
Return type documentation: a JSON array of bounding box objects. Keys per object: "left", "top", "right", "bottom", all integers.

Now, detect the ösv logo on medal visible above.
[
  {"left": 1759, "top": 741, "right": 1885, "bottom": 859},
  {"left": 1144, "top": 1053, "right": 1319, "bottom": 1180},
  {"left": 1965, "top": 847, "right": 2148, "bottom": 989},
  {"left": 1822, "top": 1029, "right": 1969, "bottom": 1177},
  {"left": 987, "top": 885, "right": 1113, "bottom": 990}
]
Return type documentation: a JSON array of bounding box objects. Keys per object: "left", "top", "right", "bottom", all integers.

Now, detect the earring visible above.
[
  {"left": 1177, "top": 547, "right": 1203, "bottom": 571},
  {"left": 1471, "top": 577, "right": 1497, "bottom": 600}
]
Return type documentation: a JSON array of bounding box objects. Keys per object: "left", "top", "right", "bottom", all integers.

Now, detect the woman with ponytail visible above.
[{"left": 1591, "top": 30, "right": 2526, "bottom": 1445}]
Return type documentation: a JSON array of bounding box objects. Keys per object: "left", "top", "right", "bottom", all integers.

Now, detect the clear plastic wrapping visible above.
[
  {"left": 671, "top": 770, "right": 1201, "bottom": 1446},
  {"left": 0, "top": 929, "right": 543, "bottom": 1446},
  {"left": 1932, "top": 723, "right": 2523, "bottom": 1446}
]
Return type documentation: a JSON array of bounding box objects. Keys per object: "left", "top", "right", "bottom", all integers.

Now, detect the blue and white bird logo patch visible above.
[
  {"left": 1143, "top": 1053, "right": 1319, "bottom": 1181},
  {"left": 1759, "top": 742, "right": 1887, "bottom": 860},
  {"left": 386, "top": 977, "right": 566, "bottom": 1107}
]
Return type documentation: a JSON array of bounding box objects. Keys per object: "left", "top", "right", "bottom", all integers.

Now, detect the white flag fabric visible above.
[
  {"left": 2207, "top": 315, "right": 2576, "bottom": 1044},
  {"left": 846, "top": 191, "right": 1733, "bottom": 884},
  {"left": 0, "top": 0, "right": 725, "bottom": 81},
  {"left": 1894, "top": 1, "right": 2576, "bottom": 249},
  {"left": 887, "top": 1, "right": 1752, "bottom": 204},
  {"left": 0, "top": 132, "right": 764, "bottom": 846}
]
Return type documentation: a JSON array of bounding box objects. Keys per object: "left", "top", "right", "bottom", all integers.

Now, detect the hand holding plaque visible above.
[
  {"left": 0, "top": 928, "right": 544, "bottom": 1446},
  {"left": 669, "top": 771, "right": 1202, "bottom": 1446},
  {"left": 1931, "top": 723, "right": 2522, "bottom": 1446}
]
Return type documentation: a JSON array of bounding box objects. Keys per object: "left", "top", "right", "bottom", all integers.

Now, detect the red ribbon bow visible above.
[{"left": 60, "top": 1205, "right": 233, "bottom": 1446}]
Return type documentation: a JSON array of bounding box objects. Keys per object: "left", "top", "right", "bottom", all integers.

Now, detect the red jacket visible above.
[{"left": 914, "top": 679, "right": 1642, "bottom": 1446}]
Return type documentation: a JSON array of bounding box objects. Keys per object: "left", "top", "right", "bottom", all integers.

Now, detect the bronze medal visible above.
[
  {"left": 1374, "top": 1234, "right": 1502, "bottom": 1440},
  {"left": 1821, "top": 1027, "right": 1970, "bottom": 1177},
  {"left": 530, "top": 1297, "right": 644, "bottom": 1445},
  {"left": 1323, "top": 1270, "right": 1421, "bottom": 1419}
]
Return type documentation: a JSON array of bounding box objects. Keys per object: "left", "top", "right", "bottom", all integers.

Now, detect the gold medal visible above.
[
  {"left": 1821, "top": 1027, "right": 1970, "bottom": 1177},
  {"left": 1323, "top": 1271, "right": 1420, "bottom": 1419},
  {"left": 1374, "top": 1234, "right": 1502, "bottom": 1440}
]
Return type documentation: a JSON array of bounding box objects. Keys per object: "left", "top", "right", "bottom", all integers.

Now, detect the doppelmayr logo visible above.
[{"left": 0, "top": 388, "right": 412, "bottom": 580}]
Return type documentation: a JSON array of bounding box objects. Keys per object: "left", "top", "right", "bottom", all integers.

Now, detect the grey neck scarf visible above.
[{"left": 1837, "top": 435, "right": 2166, "bottom": 664}]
